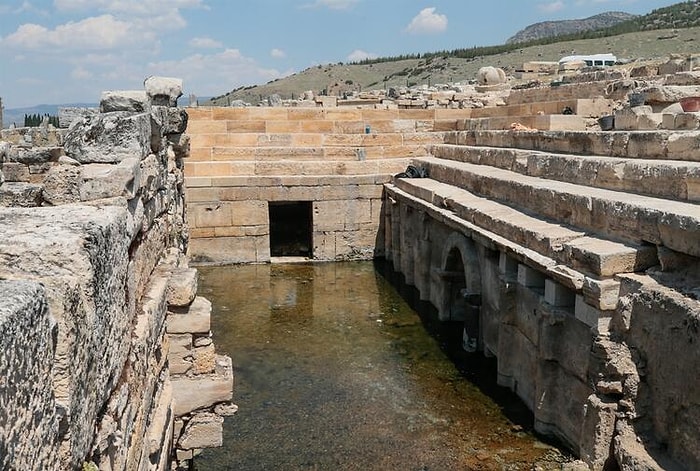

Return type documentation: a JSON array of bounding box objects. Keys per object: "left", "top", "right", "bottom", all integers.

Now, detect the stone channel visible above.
[{"left": 193, "top": 261, "right": 574, "bottom": 470}]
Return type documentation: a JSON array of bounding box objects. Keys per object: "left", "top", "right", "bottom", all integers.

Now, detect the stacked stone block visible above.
[
  {"left": 0, "top": 77, "right": 233, "bottom": 470},
  {"left": 184, "top": 107, "right": 466, "bottom": 263}
]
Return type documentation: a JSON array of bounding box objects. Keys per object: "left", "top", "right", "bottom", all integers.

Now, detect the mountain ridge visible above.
[{"left": 506, "top": 12, "right": 637, "bottom": 44}]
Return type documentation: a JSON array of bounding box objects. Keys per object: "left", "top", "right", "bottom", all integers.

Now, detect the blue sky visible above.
[{"left": 0, "top": 0, "right": 680, "bottom": 108}]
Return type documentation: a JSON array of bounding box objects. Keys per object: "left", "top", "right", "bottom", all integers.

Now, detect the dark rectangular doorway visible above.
[{"left": 269, "top": 201, "right": 313, "bottom": 258}]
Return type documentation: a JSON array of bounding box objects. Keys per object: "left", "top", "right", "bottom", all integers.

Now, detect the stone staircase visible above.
[
  {"left": 384, "top": 126, "right": 700, "bottom": 469},
  {"left": 391, "top": 128, "right": 700, "bottom": 288},
  {"left": 185, "top": 107, "right": 462, "bottom": 178}
]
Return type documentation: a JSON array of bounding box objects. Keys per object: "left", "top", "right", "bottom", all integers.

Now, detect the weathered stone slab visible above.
[
  {"left": 171, "top": 355, "right": 233, "bottom": 416},
  {"left": 100, "top": 90, "right": 150, "bottom": 113},
  {"left": 64, "top": 112, "right": 152, "bottom": 163},
  {"left": 639, "top": 85, "right": 700, "bottom": 104},
  {"left": 614, "top": 107, "right": 663, "bottom": 131},
  {"left": 80, "top": 157, "right": 141, "bottom": 201},
  {"left": 0, "top": 181, "right": 43, "bottom": 207},
  {"left": 168, "top": 333, "right": 193, "bottom": 375},
  {"left": 5, "top": 146, "right": 62, "bottom": 165},
  {"left": 152, "top": 106, "right": 189, "bottom": 135},
  {"left": 0, "top": 280, "right": 60, "bottom": 471},
  {"left": 166, "top": 267, "right": 198, "bottom": 307},
  {"left": 563, "top": 237, "right": 657, "bottom": 277},
  {"left": 1, "top": 162, "right": 30, "bottom": 182},
  {"left": 145, "top": 76, "right": 183, "bottom": 106},
  {"left": 42, "top": 165, "right": 81, "bottom": 205},
  {"left": 178, "top": 413, "right": 223, "bottom": 450},
  {"left": 58, "top": 106, "right": 98, "bottom": 128},
  {"left": 167, "top": 296, "right": 211, "bottom": 334},
  {"left": 0, "top": 205, "right": 132, "bottom": 469}
]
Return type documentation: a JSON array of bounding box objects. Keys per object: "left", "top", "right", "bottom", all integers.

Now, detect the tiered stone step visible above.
[
  {"left": 187, "top": 132, "right": 445, "bottom": 161},
  {"left": 185, "top": 158, "right": 412, "bottom": 179},
  {"left": 185, "top": 106, "right": 464, "bottom": 176},
  {"left": 392, "top": 177, "right": 656, "bottom": 279},
  {"left": 445, "top": 129, "right": 700, "bottom": 161},
  {"left": 430, "top": 144, "right": 700, "bottom": 202},
  {"left": 457, "top": 96, "right": 611, "bottom": 132},
  {"left": 462, "top": 114, "right": 588, "bottom": 132},
  {"left": 470, "top": 98, "right": 613, "bottom": 119},
  {"left": 411, "top": 156, "right": 700, "bottom": 258},
  {"left": 505, "top": 80, "right": 617, "bottom": 105}
]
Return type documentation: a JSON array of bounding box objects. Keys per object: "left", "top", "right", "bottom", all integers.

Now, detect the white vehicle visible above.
[{"left": 558, "top": 53, "right": 617, "bottom": 67}]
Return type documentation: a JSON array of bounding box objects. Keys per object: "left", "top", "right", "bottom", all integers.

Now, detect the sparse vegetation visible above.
[{"left": 24, "top": 113, "right": 59, "bottom": 127}]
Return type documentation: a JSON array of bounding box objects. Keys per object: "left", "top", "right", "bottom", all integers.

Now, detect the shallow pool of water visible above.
[{"left": 194, "top": 261, "right": 571, "bottom": 470}]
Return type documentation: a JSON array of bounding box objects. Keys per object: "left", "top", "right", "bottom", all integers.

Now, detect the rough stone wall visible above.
[
  {"left": 184, "top": 107, "right": 467, "bottom": 263},
  {"left": 611, "top": 274, "right": 700, "bottom": 471},
  {"left": 0, "top": 78, "right": 233, "bottom": 470},
  {"left": 0, "top": 280, "right": 60, "bottom": 468}
]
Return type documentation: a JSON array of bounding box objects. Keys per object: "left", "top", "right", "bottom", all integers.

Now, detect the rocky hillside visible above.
[
  {"left": 208, "top": 1, "right": 700, "bottom": 106},
  {"left": 506, "top": 12, "right": 636, "bottom": 44}
]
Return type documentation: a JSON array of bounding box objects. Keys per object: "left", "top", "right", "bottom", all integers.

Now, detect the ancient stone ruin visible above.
[
  {"left": 0, "top": 77, "right": 234, "bottom": 470},
  {"left": 1, "top": 55, "right": 700, "bottom": 470},
  {"left": 184, "top": 59, "right": 699, "bottom": 470}
]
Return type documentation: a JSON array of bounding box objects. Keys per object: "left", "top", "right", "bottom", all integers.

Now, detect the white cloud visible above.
[
  {"left": 270, "top": 48, "right": 286, "bottom": 59},
  {"left": 147, "top": 48, "right": 283, "bottom": 97},
  {"left": 190, "top": 37, "right": 223, "bottom": 49},
  {"left": 538, "top": 1, "right": 566, "bottom": 13},
  {"left": 347, "top": 49, "right": 378, "bottom": 62},
  {"left": 2, "top": 15, "right": 151, "bottom": 50},
  {"left": 50, "top": 0, "right": 204, "bottom": 35},
  {"left": 301, "top": 0, "right": 359, "bottom": 10},
  {"left": 405, "top": 7, "right": 447, "bottom": 35}
]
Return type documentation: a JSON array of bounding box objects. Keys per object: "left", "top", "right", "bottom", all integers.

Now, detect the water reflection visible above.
[{"left": 194, "top": 261, "right": 570, "bottom": 470}]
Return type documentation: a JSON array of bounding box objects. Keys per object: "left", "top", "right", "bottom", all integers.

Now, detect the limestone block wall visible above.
[
  {"left": 383, "top": 192, "right": 690, "bottom": 469},
  {"left": 184, "top": 106, "right": 469, "bottom": 263},
  {"left": 0, "top": 280, "right": 60, "bottom": 468},
  {"left": 0, "top": 79, "right": 233, "bottom": 470},
  {"left": 383, "top": 119, "right": 700, "bottom": 469}
]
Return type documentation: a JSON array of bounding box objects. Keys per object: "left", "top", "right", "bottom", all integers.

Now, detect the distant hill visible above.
[
  {"left": 2, "top": 103, "right": 96, "bottom": 129},
  {"left": 208, "top": 25, "right": 700, "bottom": 106},
  {"left": 506, "top": 12, "right": 636, "bottom": 44},
  {"left": 209, "top": 1, "right": 700, "bottom": 106}
]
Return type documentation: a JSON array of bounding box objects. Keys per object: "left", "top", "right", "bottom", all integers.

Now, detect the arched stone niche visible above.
[{"left": 435, "top": 232, "right": 482, "bottom": 346}]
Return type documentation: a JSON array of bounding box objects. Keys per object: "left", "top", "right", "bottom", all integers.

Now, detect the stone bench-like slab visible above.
[
  {"left": 430, "top": 144, "right": 700, "bottom": 202},
  {"left": 388, "top": 181, "right": 635, "bottom": 313},
  {"left": 393, "top": 177, "right": 657, "bottom": 277},
  {"left": 184, "top": 158, "right": 411, "bottom": 179},
  {"left": 413, "top": 156, "right": 700, "bottom": 258},
  {"left": 470, "top": 98, "right": 612, "bottom": 119},
  {"left": 204, "top": 144, "right": 430, "bottom": 161},
  {"left": 444, "top": 129, "right": 700, "bottom": 162},
  {"left": 462, "top": 115, "right": 588, "bottom": 132}
]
